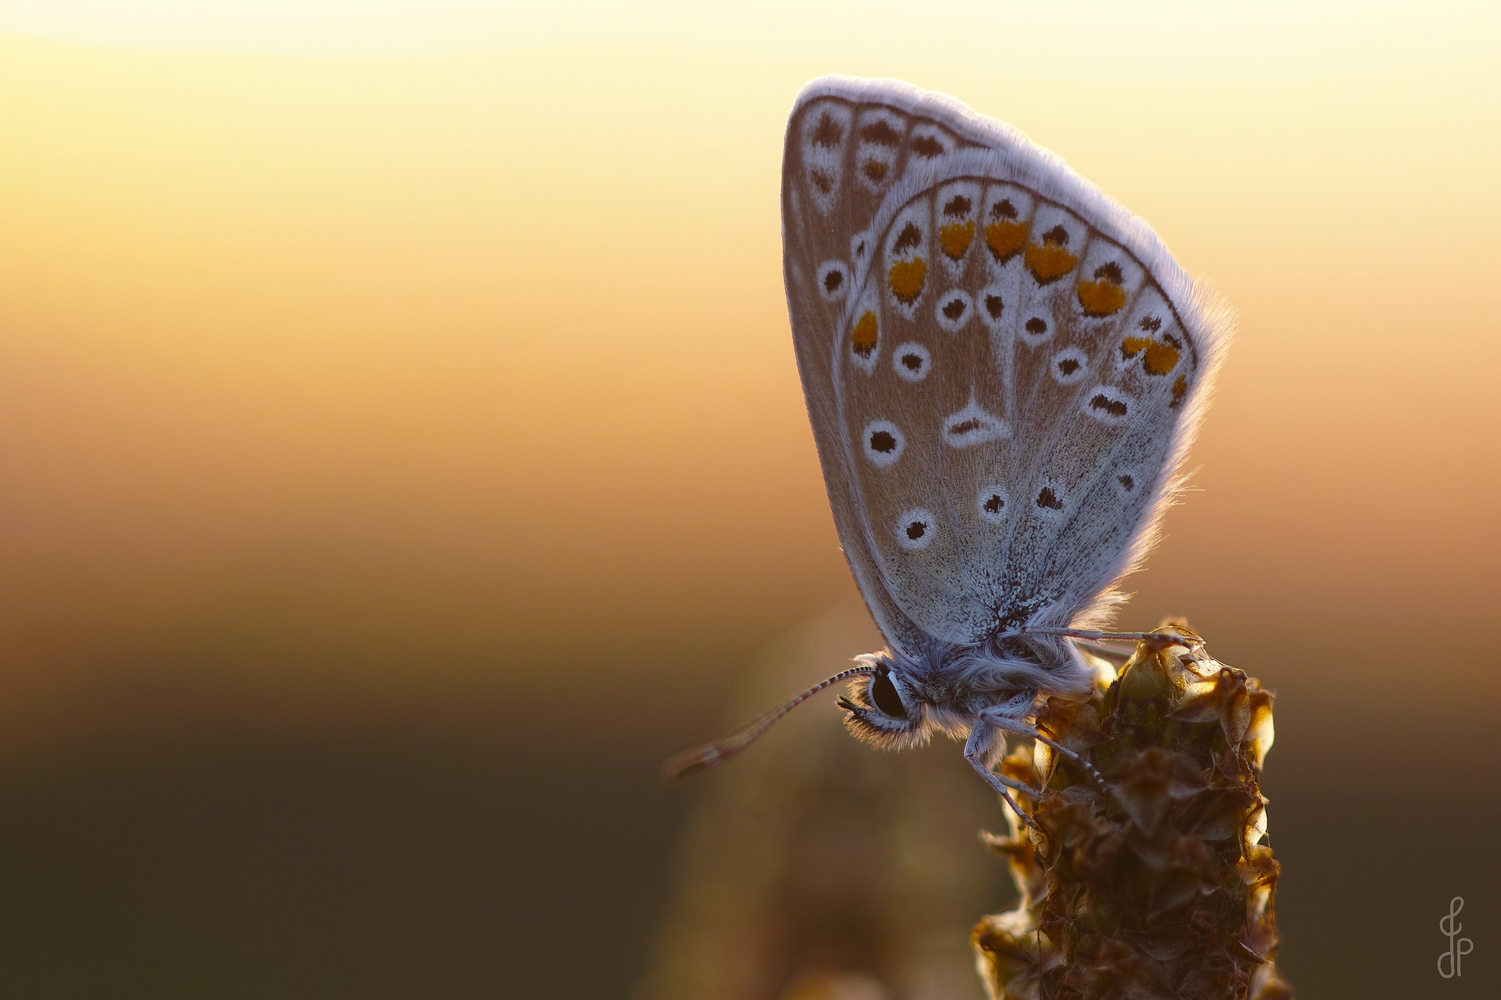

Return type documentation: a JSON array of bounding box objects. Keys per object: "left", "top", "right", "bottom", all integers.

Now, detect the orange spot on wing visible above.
[
  {"left": 863, "top": 159, "right": 888, "bottom": 182},
  {"left": 1121, "top": 336, "right": 1181, "bottom": 376},
  {"left": 1170, "top": 374, "right": 1188, "bottom": 407},
  {"left": 1025, "top": 243, "right": 1077, "bottom": 284},
  {"left": 888, "top": 259, "right": 927, "bottom": 304},
  {"left": 1143, "top": 342, "right": 1180, "bottom": 375},
  {"left": 939, "top": 220, "right": 975, "bottom": 261},
  {"left": 851, "top": 311, "right": 879, "bottom": 356},
  {"left": 984, "top": 220, "right": 1028, "bottom": 262},
  {"left": 1078, "top": 280, "right": 1127, "bottom": 316}
]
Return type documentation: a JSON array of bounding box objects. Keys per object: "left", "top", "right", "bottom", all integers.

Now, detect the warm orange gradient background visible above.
[
  {"left": 4, "top": 6, "right": 1498, "bottom": 743},
  {"left": 0, "top": 5, "right": 1498, "bottom": 995}
]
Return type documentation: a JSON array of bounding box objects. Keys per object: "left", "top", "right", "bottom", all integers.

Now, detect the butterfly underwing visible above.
[{"left": 667, "top": 77, "right": 1230, "bottom": 809}]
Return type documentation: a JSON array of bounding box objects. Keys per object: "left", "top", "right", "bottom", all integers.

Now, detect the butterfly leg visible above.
[
  {"left": 989, "top": 716, "right": 1107, "bottom": 790},
  {"left": 1028, "top": 625, "right": 1204, "bottom": 648},
  {"left": 963, "top": 723, "right": 1043, "bottom": 829}
]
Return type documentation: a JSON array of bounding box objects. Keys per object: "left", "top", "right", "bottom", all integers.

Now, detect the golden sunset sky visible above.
[{"left": 1, "top": 1, "right": 1497, "bottom": 751}]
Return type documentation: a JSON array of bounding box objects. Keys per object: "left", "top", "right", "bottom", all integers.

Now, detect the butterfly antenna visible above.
[{"left": 662, "top": 665, "right": 876, "bottom": 783}]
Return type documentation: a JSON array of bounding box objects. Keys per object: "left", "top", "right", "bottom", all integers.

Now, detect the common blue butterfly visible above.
[{"left": 667, "top": 78, "right": 1230, "bottom": 815}]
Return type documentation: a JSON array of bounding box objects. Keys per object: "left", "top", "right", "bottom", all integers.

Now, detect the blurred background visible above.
[{"left": 0, "top": 2, "right": 1498, "bottom": 997}]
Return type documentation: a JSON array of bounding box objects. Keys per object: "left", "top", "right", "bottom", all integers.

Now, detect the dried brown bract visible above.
[{"left": 973, "top": 626, "right": 1293, "bottom": 1000}]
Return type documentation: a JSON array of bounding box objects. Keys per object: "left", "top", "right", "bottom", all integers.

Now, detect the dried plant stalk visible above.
[{"left": 973, "top": 626, "right": 1293, "bottom": 1000}]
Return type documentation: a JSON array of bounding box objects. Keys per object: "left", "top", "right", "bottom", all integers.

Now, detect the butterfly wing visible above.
[
  {"left": 782, "top": 79, "right": 1005, "bottom": 655},
  {"left": 782, "top": 78, "right": 1230, "bottom": 651}
]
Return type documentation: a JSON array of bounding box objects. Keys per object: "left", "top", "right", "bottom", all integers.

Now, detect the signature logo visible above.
[{"left": 1437, "top": 896, "right": 1474, "bottom": 979}]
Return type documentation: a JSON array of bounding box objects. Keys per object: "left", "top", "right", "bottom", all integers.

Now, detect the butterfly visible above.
[{"left": 666, "top": 77, "right": 1230, "bottom": 816}]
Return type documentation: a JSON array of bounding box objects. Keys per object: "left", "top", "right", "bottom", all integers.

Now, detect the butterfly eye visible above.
[{"left": 870, "top": 670, "right": 908, "bottom": 718}]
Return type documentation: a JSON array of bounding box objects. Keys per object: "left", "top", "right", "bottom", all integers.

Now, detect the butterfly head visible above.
[{"left": 837, "top": 652, "right": 932, "bottom": 750}]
